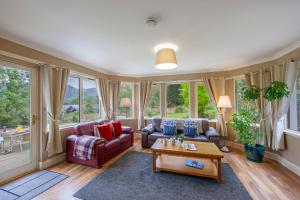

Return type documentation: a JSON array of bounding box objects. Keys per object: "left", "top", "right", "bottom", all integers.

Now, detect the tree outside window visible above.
[
  {"left": 144, "top": 84, "right": 160, "bottom": 117},
  {"left": 167, "top": 83, "right": 189, "bottom": 118}
]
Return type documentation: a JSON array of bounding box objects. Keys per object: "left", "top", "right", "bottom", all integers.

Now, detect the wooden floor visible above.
[{"left": 14, "top": 133, "right": 300, "bottom": 200}]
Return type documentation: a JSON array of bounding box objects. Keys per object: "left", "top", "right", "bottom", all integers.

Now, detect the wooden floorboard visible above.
[{"left": 7, "top": 133, "right": 300, "bottom": 200}]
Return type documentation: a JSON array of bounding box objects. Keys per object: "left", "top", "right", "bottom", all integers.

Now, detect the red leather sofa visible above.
[{"left": 66, "top": 120, "right": 134, "bottom": 168}]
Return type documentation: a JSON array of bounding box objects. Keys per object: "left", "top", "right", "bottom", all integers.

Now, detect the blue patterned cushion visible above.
[
  {"left": 183, "top": 120, "right": 198, "bottom": 137},
  {"left": 163, "top": 120, "right": 177, "bottom": 135}
]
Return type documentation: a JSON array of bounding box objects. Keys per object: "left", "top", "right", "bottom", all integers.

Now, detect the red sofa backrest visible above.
[{"left": 74, "top": 119, "right": 112, "bottom": 136}]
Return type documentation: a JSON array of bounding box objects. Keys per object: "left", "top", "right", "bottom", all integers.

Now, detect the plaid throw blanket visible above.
[{"left": 73, "top": 136, "right": 100, "bottom": 160}]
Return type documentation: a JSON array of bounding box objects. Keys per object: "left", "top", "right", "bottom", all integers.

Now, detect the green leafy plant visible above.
[
  {"left": 241, "top": 85, "right": 260, "bottom": 101},
  {"left": 230, "top": 103, "right": 262, "bottom": 147},
  {"left": 263, "top": 81, "right": 290, "bottom": 101}
]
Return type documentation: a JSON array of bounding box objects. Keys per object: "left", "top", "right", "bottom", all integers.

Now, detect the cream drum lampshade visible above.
[{"left": 154, "top": 43, "right": 178, "bottom": 70}]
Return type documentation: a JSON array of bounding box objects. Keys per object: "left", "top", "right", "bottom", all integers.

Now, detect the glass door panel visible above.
[{"left": 0, "top": 64, "right": 38, "bottom": 182}]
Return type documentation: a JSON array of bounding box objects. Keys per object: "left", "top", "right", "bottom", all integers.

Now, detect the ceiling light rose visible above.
[{"left": 154, "top": 43, "right": 178, "bottom": 70}]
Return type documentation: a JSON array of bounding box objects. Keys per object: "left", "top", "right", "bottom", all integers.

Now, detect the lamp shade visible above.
[
  {"left": 217, "top": 96, "right": 232, "bottom": 108},
  {"left": 120, "top": 97, "right": 131, "bottom": 108},
  {"left": 154, "top": 43, "right": 178, "bottom": 70}
]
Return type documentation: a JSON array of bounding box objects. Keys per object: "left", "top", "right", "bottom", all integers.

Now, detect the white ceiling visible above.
[{"left": 0, "top": 0, "right": 300, "bottom": 76}]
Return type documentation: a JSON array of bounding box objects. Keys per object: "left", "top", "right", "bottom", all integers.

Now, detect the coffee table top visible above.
[{"left": 151, "top": 139, "right": 224, "bottom": 158}]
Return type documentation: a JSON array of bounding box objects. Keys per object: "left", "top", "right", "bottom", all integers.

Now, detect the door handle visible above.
[{"left": 31, "top": 115, "right": 37, "bottom": 125}]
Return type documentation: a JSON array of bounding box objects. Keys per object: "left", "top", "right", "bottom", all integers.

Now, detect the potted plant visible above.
[{"left": 230, "top": 80, "right": 290, "bottom": 162}]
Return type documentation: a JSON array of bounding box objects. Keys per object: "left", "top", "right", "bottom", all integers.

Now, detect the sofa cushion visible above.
[
  {"left": 183, "top": 120, "right": 198, "bottom": 137},
  {"left": 119, "top": 134, "right": 131, "bottom": 145},
  {"left": 112, "top": 121, "right": 122, "bottom": 137},
  {"left": 184, "top": 135, "right": 209, "bottom": 142},
  {"left": 96, "top": 124, "right": 113, "bottom": 141},
  {"left": 148, "top": 132, "right": 166, "bottom": 142},
  {"left": 163, "top": 120, "right": 177, "bottom": 136},
  {"left": 75, "top": 121, "right": 98, "bottom": 136},
  {"left": 104, "top": 139, "right": 120, "bottom": 152},
  {"left": 152, "top": 118, "right": 162, "bottom": 132}
]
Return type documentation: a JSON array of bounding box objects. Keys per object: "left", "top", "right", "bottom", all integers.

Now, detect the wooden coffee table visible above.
[{"left": 151, "top": 139, "right": 224, "bottom": 182}]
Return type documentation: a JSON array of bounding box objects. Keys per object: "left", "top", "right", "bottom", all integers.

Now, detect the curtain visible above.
[
  {"left": 110, "top": 81, "right": 120, "bottom": 120},
  {"left": 42, "top": 66, "right": 69, "bottom": 156},
  {"left": 203, "top": 77, "right": 225, "bottom": 136},
  {"left": 272, "top": 60, "right": 297, "bottom": 150},
  {"left": 96, "top": 77, "right": 111, "bottom": 119},
  {"left": 244, "top": 70, "right": 273, "bottom": 146},
  {"left": 138, "top": 81, "right": 152, "bottom": 130}
]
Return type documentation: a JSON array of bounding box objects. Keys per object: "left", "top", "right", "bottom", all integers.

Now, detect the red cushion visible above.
[
  {"left": 96, "top": 124, "right": 113, "bottom": 141},
  {"left": 112, "top": 121, "right": 122, "bottom": 137}
]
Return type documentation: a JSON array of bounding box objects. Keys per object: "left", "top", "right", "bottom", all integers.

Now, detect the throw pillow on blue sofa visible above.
[
  {"left": 163, "top": 120, "right": 177, "bottom": 136},
  {"left": 184, "top": 120, "right": 198, "bottom": 137}
]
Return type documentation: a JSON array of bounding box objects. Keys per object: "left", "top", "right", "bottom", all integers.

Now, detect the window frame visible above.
[
  {"left": 59, "top": 73, "right": 102, "bottom": 128},
  {"left": 117, "top": 82, "right": 135, "bottom": 120},
  {"left": 144, "top": 83, "right": 161, "bottom": 118},
  {"left": 286, "top": 69, "right": 300, "bottom": 135},
  {"left": 166, "top": 82, "right": 190, "bottom": 119}
]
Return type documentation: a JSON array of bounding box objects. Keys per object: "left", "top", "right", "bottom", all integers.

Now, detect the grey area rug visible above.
[
  {"left": 0, "top": 170, "right": 68, "bottom": 200},
  {"left": 74, "top": 151, "right": 252, "bottom": 200}
]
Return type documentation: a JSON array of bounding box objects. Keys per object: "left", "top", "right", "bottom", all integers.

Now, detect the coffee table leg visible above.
[
  {"left": 217, "top": 158, "right": 222, "bottom": 182},
  {"left": 152, "top": 151, "right": 157, "bottom": 173}
]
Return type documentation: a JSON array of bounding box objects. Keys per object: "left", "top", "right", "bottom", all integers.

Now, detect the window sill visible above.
[{"left": 284, "top": 129, "right": 300, "bottom": 139}]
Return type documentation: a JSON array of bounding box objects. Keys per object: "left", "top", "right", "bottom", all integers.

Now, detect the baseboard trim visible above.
[
  {"left": 39, "top": 153, "right": 66, "bottom": 170},
  {"left": 227, "top": 141, "right": 300, "bottom": 177}
]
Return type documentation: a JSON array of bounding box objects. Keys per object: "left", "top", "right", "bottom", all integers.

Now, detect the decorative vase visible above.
[{"left": 244, "top": 144, "right": 265, "bottom": 163}]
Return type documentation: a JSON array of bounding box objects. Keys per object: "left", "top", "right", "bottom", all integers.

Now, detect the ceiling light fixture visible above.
[{"left": 154, "top": 43, "right": 178, "bottom": 70}]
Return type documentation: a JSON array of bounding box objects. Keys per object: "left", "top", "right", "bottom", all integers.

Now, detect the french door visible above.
[{"left": 0, "top": 62, "right": 38, "bottom": 183}]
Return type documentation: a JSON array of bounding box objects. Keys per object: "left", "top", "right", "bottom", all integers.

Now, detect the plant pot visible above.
[{"left": 244, "top": 144, "right": 265, "bottom": 163}]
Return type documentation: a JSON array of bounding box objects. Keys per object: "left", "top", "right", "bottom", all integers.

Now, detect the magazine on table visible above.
[
  {"left": 185, "top": 160, "right": 204, "bottom": 169},
  {"left": 184, "top": 143, "right": 197, "bottom": 151}
]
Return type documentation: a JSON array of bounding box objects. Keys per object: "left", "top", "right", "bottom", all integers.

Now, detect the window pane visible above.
[
  {"left": 197, "top": 83, "right": 217, "bottom": 119},
  {"left": 118, "top": 83, "right": 133, "bottom": 119},
  {"left": 82, "top": 79, "right": 100, "bottom": 121},
  {"left": 167, "top": 83, "right": 189, "bottom": 118},
  {"left": 59, "top": 76, "right": 80, "bottom": 125},
  {"left": 289, "top": 72, "right": 300, "bottom": 131},
  {"left": 145, "top": 84, "right": 160, "bottom": 118},
  {"left": 235, "top": 79, "right": 247, "bottom": 111}
]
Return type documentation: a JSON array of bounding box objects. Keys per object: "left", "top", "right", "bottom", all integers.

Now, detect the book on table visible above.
[
  {"left": 185, "top": 160, "right": 204, "bottom": 169},
  {"left": 184, "top": 143, "right": 197, "bottom": 151}
]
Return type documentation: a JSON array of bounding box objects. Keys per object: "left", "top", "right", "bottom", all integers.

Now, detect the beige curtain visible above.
[
  {"left": 138, "top": 81, "right": 152, "bottom": 130},
  {"left": 203, "top": 77, "right": 225, "bottom": 135},
  {"left": 96, "top": 77, "right": 111, "bottom": 119},
  {"left": 42, "top": 66, "right": 69, "bottom": 156},
  {"left": 110, "top": 81, "right": 120, "bottom": 120},
  {"left": 272, "top": 60, "right": 297, "bottom": 150},
  {"left": 244, "top": 70, "right": 273, "bottom": 146}
]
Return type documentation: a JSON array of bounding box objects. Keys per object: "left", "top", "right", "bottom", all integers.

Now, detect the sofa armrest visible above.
[
  {"left": 141, "top": 124, "right": 154, "bottom": 135},
  {"left": 205, "top": 127, "right": 219, "bottom": 139}
]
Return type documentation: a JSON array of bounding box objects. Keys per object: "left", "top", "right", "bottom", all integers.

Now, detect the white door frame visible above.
[{"left": 0, "top": 61, "right": 39, "bottom": 183}]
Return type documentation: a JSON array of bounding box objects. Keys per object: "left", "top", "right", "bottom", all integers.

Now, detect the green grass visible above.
[{"left": 166, "top": 112, "right": 189, "bottom": 119}]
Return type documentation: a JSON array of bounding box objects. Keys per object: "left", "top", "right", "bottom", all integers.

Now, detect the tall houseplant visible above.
[{"left": 230, "top": 81, "right": 290, "bottom": 162}]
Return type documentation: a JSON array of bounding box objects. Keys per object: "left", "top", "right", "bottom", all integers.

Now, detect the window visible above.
[
  {"left": 288, "top": 71, "right": 300, "bottom": 131},
  {"left": 145, "top": 84, "right": 160, "bottom": 118},
  {"left": 196, "top": 82, "right": 217, "bottom": 119},
  {"left": 83, "top": 79, "right": 100, "bottom": 121},
  {"left": 60, "top": 75, "right": 102, "bottom": 126},
  {"left": 118, "top": 83, "right": 134, "bottom": 119},
  {"left": 167, "top": 83, "right": 189, "bottom": 118},
  {"left": 60, "top": 76, "right": 80, "bottom": 125},
  {"left": 235, "top": 79, "right": 247, "bottom": 111}
]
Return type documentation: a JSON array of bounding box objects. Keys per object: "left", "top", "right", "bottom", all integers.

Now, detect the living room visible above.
[{"left": 0, "top": 1, "right": 300, "bottom": 200}]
